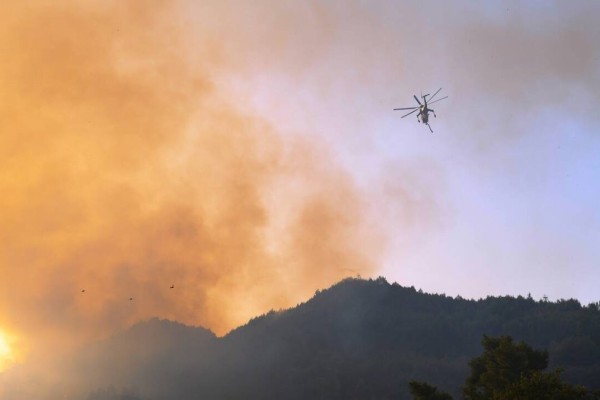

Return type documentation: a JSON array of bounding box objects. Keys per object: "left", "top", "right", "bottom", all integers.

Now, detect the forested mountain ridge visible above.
[
  {"left": 219, "top": 277, "right": 600, "bottom": 398},
  {"left": 84, "top": 277, "right": 600, "bottom": 399}
]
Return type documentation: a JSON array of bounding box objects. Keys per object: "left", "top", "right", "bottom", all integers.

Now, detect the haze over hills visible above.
[{"left": 2, "top": 277, "right": 599, "bottom": 399}]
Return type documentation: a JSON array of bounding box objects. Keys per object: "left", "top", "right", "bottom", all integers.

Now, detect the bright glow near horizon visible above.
[{"left": 0, "top": 331, "right": 14, "bottom": 372}]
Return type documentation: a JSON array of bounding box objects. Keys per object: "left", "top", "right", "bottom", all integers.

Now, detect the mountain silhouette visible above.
[{"left": 81, "top": 277, "right": 600, "bottom": 399}]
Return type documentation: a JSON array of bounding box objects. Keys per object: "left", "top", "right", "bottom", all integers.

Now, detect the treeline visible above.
[
  {"left": 82, "top": 277, "right": 600, "bottom": 399},
  {"left": 410, "top": 335, "right": 600, "bottom": 399}
]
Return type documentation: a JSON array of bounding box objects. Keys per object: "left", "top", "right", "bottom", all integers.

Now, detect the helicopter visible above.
[{"left": 394, "top": 88, "right": 448, "bottom": 133}]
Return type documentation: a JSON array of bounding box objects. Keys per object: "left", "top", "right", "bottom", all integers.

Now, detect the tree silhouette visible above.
[
  {"left": 463, "top": 335, "right": 548, "bottom": 399},
  {"left": 499, "top": 369, "right": 592, "bottom": 400},
  {"left": 410, "top": 335, "right": 598, "bottom": 400},
  {"left": 409, "top": 381, "right": 453, "bottom": 400}
]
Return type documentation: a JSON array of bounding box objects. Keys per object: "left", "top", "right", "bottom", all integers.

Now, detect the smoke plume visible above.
[{"left": 0, "top": 0, "right": 381, "bottom": 370}]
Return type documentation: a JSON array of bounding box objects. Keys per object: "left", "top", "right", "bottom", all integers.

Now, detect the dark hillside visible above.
[
  {"left": 77, "top": 319, "right": 217, "bottom": 399},
  {"left": 83, "top": 277, "right": 600, "bottom": 399},
  {"left": 218, "top": 277, "right": 600, "bottom": 398}
]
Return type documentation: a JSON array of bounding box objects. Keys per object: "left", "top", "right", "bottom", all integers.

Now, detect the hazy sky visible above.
[
  {"left": 203, "top": 0, "right": 600, "bottom": 302},
  {"left": 1, "top": 0, "right": 600, "bottom": 379}
]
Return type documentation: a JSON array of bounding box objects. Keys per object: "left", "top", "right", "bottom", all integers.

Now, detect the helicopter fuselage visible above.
[{"left": 419, "top": 105, "right": 429, "bottom": 124}]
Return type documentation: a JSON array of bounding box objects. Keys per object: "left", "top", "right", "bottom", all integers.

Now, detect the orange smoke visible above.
[{"left": 0, "top": 0, "right": 381, "bottom": 364}]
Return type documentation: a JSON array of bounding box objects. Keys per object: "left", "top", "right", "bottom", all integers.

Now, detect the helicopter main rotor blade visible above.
[
  {"left": 428, "top": 96, "right": 448, "bottom": 105},
  {"left": 413, "top": 95, "right": 422, "bottom": 105},
  {"left": 393, "top": 107, "right": 419, "bottom": 111},
  {"left": 400, "top": 108, "right": 419, "bottom": 118},
  {"left": 428, "top": 88, "right": 442, "bottom": 102}
]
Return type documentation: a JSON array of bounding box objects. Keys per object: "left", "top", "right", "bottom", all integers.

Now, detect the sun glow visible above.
[{"left": 0, "top": 330, "right": 15, "bottom": 372}]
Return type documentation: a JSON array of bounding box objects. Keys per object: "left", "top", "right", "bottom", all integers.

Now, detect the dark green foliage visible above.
[
  {"left": 463, "top": 335, "right": 548, "bottom": 399},
  {"left": 499, "top": 370, "right": 592, "bottom": 400},
  {"left": 415, "top": 334, "right": 597, "bottom": 400},
  {"left": 409, "top": 381, "right": 454, "bottom": 400}
]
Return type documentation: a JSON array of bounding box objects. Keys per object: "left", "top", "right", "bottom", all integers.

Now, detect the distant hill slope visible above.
[{"left": 83, "top": 277, "right": 600, "bottom": 400}]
